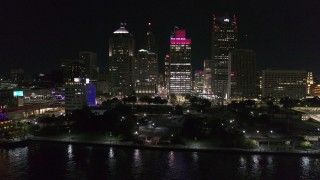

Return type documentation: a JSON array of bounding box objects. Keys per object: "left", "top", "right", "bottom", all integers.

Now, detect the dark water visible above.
[{"left": 1, "top": 142, "right": 320, "bottom": 180}]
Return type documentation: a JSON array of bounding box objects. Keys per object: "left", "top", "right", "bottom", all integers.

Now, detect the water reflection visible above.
[
  {"left": 67, "top": 144, "right": 73, "bottom": 160},
  {"left": 133, "top": 149, "right": 141, "bottom": 166},
  {"left": 2, "top": 143, "right": 320, "bottom": 179},
  {"left": 168, "top": 151, "right": 175, "bottom": 168},
  {"left": 108, "top": 147, "right": 114, "bottom": 159},
  {"left": 301, "top": 156, "right": 310, "bottom": 177},
  {"left": 192, "top": 152, "right": 198, "bottom": 163},
  {"left": 251, "top": 155, "right": 261, "bottom": 177},
  {"left": 132, "top": 149, "right": 142, "bottom": 177}
]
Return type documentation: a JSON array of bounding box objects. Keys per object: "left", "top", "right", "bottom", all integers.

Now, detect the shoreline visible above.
[{"left": 20, "top": 136, "right": 320, "bottom": 156}]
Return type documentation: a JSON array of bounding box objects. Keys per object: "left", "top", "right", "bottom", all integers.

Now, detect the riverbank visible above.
[{"left": 25, "top": 136, "right": 320, "bottom": 156}]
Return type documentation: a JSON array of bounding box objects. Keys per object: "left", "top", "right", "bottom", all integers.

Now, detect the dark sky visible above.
[{"left": 1, "top": 0, "right": 320, "bottom": 78}]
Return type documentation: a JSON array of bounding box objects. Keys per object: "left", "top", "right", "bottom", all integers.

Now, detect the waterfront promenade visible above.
[{"left": 29, "top": 136, "right": 320, "bottom": 156}]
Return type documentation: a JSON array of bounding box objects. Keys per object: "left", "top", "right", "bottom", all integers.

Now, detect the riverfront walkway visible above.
[{"left": 29, "top": 136, "right": 320, "bottom": 156}]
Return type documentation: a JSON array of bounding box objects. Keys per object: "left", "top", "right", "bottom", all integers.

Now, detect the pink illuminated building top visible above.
[{"left": 170, "top": 29, "right": 191, "bottom": 45}]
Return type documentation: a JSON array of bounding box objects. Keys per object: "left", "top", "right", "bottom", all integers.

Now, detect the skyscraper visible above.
[
  {"left": 135, "top": 23, "right": 158, "bottom": 83},
  {"left": 169, "top": 28, "right": 192, "bottom": 97},
  {"left": 228, "top": 49, "right": 256, "bottom": 99},
  {"left": 109, "top": 23, "right": 135, "bottom": 96},
  {"left": 79, "top": 51, "right": 97, "bottom": 80},
  {"left": 60, "top": 59, "right": 85, "bottom": 83},
  {"left": 194, "top": 70, "right": 204, "bottom": 94},
  {"left": 212, "top": 14, "right": 237, "bottom": 99}
]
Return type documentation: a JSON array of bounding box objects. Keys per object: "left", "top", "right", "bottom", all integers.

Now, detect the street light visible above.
[
  {"left": 257, "top": 130, "right": 260, "bottom": 133},
  {"left": 242, "top": 130, "right": 246, "bottom": 133},
  {"left": 270, "top": 130, "right": 273, "bottom": 133}
]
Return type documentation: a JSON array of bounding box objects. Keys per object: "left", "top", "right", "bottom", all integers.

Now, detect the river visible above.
[{"left": 1, "top": 142, "right": 320, "bottom": 179}]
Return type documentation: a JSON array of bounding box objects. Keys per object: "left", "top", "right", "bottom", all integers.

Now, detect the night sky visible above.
[{"left": 1, "top": 0, "right": 320, "bottom": 78}]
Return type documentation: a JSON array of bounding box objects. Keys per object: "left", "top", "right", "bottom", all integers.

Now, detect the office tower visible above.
[
  {"left": 136, "top": 49, "right": 158, "bottom": 83},
  {"left": 79, "top": 52, "right": 97, "bottom": 80},
  {"left": 10, "top": 68, "right": 24, "bottom": 84},
  {"left": 169, "top": 28, "right": 192, "bottom": 97},
  {"left": 109, "top": 23, "right": 135, "bottom": 96},
  {"left": 64, "top": 78, "right": 96, "bottom": 114},
  {"left": 307, "top": 72, "right": 314, "bottom": 95},
  {"left": 144, "top": 22, "right": 157, "bottom": 53},
  {"left": 194, "top": 70, "right": 204, "bottom": 94},
  {"left": 228, "top": 49, "right": 256, "bottom": 99},
  {"left": 134, "top": 23, "right": 159, "bottom": 97},
  {"left": 256, "top": 71, "right": 263, "bottom": 98},
  {"left": 203, "top": 59, "right": 214, "bottom": 95},
  {"left": 60, "top": 59, "right": 85, "bottom": 83},
  {"left": 262, "top": 70, "right": 307, "bottom": 100},
  {"left": 164, "top": 54, "right": 170, "bottom": 90},
  {"left": 212, "top": 14, "right": 237, "bottom": 99}
]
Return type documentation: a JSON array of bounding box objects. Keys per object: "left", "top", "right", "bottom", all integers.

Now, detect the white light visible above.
[
  {"left": 243, "top": 130, "right": 246, "bottom": 133},
  {"left": 74, "top": 78, "right": 80, "bottom": 82},
  {"left": 257, "top": 130, "right": 259, "bottom": 133},
  {"left": 224, "top": 18, "right": 229, "bottom": 22},
  {"left": 270, "top": 130, "right": 273, "bottom": 133}
]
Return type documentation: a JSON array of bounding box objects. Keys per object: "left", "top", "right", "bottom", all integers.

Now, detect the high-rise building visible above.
[
  {"left": 133, "top": 23, "right": 158, "bottom": 97},
  {"left": 212, "top": 14, "right": 237, "bottom": 99},
  {"left": 203, "top": 59, "right": 214, "bottom": 95},
  {"left": 135, "top": 49, "right": 158, "bottom": 83},
  {"left": 60, "top": 59, "right": 85, "bottom": 83},
  {"left": 262, "top": 70, "right": 307, "bottom": 100},
  {"left": 169, "top": 28, "right": 192, "bottom": 96},
  {"left": 194, "top": 70, "right": 204, "bottom": 94},
  {"left": 228, "top": 49, "right": 256, "bottom": 99},
  {"left": 64, "top": 78, "right": 96, "bottom": 114},
  {"left": 108, "top": 23, "right": 135, "bottom": 96},
  {"left": 307, "top": 72, "right": 314, "bottom": 95},
  {"left": 10, "top": 68, "right": 24, "bottom": 84},
  {"left": 144, "top": 22, "right": 157, "bottom": 53},
  {"left": 164, "top": 54, "right": 170, "bottom": 90},
  {"left": 79, "top": 52, "right": 97, "bottom": 80}
]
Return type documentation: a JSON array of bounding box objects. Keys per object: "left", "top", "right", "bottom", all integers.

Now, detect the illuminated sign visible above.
[
  {"left": 13, "top": 90, "right": 24, "bottom": 97},
  {"left": 74, "top": 78, "right": 80, "bottom": 82}
]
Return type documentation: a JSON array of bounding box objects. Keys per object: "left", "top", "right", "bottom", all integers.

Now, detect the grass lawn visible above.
[{"left": 184, "top": 138, "right": 221, "bottom": 147}]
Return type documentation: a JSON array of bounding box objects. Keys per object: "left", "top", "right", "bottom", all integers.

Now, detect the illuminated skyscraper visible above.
[
  {"left": 109, "top": 23, "right": 135, "bottom": 96},
  {"left": 307, "top": 72, "right": 314, "bottom": 95},
  {"left": 169, "top": 28, "right": 192, "bottom": 96},
  {"left": 212, "top": 14, "right": 237, "bottom": 99},
  {"left": 135, "top": 23, "right": 158, "bottom": 83}
]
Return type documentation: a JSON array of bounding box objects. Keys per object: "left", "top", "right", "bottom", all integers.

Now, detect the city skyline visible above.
[{"left": 0, "top": 0, "right": 320, "bottom": 77}]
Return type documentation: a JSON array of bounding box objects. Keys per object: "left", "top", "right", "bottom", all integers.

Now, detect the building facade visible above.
[
  {"left": 262, "top": 70, "right": 307, "bottom": 100},
  {"left": 203, "top": 59, "right": 214, "bottom": 96},
  {"left": 169, "top": 28, "right": 192, "bottom": 96},
  {"left": 108, "top": 23, "right": 135, "bottom": 96},
  {"left": 64, "top": 78, "right": 96, "bottom": 114},
  {"left": 212, "top": 14, "right": 237, "bottom": 99},
  {"left": 60, "top": 59, "right": 86, "bottom": 83},
  {"left": 194, "top": 70, "right": 204, "bottom": 94},
  {"left": 228, "top": 49, "right": 256, "bottom": 99},
  {"left": 79, "top": 52, "right": 98, "bottom": 80}
]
